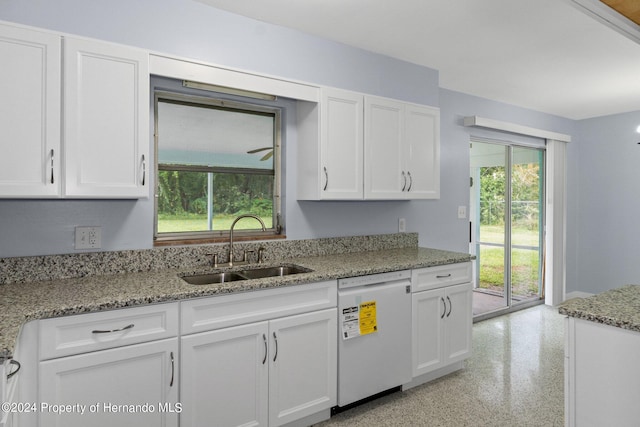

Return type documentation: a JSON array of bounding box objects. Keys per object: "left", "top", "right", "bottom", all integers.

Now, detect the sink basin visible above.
[
  {"left": 181, "top": 272, "right": 246, "bottom": 285},
  {"left": 239, "top": 265, "right": 312, "bottom": 279},
  {"left": 180, "top": 264, "right": 312, "bottom": 285}
]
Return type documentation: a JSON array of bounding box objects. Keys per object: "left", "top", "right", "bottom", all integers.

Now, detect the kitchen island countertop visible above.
[
  {"left": 1, "top": 246, "right": 473, "bottom": 355},
  {"left": 558, "top": 284, "right": 640, "bottom": 332}
]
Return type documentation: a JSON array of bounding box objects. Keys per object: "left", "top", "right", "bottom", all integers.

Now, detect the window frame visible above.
[{"left": 153, "top": 90, "right": 283, "bottom": 244}]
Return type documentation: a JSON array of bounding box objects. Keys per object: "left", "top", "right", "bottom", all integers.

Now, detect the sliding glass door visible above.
[{"left": 470, "top": 140, "right": 544, "bottom": 318}]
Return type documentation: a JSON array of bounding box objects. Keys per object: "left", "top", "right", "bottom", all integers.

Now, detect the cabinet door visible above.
[
  {"left": 412, "top": 288, "right": 445, "bottom": 376},
  {"left": 567, "top": 318, "right": 640, "bottom": 427},
  {"left": 64, "top": 37, "right": 149, "bottom": 198},
  {"left": 403, "top": 104, "right": 440, "bottom": 199},
  {"left": 0, "top": 24, "right": 61, "bottom": 197},
  {"left": 180, "top": 322, "right": 269, "bottom": 427},
  {"left": 39, "top": 338, "right": 178, "bottom": 427},
  {"left": 364, "top": 96, "right": 404, "bottom": 199},
  {"left": 269, "top": 309, "right": 336, "bottom": 427},
  {"left": 443, "top": 283, "right": 473, "bottom": 364},
  {"left": 321, "top": 88, "right": 363, "bottom": 199}
]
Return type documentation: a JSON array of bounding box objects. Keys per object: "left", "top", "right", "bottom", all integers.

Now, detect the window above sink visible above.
[{"left": 153, "top": 77, "right": 284, "bottom": 245}]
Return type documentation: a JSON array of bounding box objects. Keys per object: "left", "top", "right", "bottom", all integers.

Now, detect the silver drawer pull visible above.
[
  {"left": 262, "top": 334, "right": 268, "bottom": 365},
  {"left": 170, "top": 351, "right": 175, "bottom": 387},
  {"left": 323, "top": 167, "right": 328, "bottom": 191},
  {"left": 50, "top": 149, "right": 55, "bottom": 184},
  {"left": 7, "top": 359, "right": 21, "bottom": 380},
  {"left": 272, "top": 332, "right": 278, "bottom": 362},
  {"left": 436, "top": 274, "right": 452, "bottom": 278},
  {"left": 91, "top": 324, "right": 135, "bottom": 334},
  {"left": 141, "top": 154, "right": 146, "bottom": 186}
]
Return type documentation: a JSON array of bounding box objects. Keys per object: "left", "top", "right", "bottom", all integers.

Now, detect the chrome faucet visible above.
[{"left": 228, "top": 214, "right": 266, "bottom": 267}]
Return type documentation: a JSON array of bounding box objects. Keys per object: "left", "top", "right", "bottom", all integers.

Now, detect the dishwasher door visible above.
[{"left": 337, "top": 274, "right": 412, "bottom": 407}]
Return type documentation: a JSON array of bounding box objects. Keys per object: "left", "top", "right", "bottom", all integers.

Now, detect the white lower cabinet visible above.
[
  {"left": 180, "top": 280, "right": 337, "bottom": 427},
  {"left": 268, "top": 309, "right": 337, "bottom": 427},
  {"left": 39, "top": 338, "right": 179, "bottom": 427},
  {"left": 181, "top": 308, "right": 337, "bottom": 427},
  {"left": 181, "top": 322, "right": 268, "bottom": 427},
  {"left": 407, "top": 263, "right": 472, "bottom": 387},
  {"left": 565, "top": 317, "right": 640, "bottom": 427},
  {"left": 412, "top": 283, "right": 472, "bottom": 377}
]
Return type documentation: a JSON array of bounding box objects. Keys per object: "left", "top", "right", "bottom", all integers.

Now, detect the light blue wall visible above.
[
  {"left": 436, "top": 89, "right": 576, "bottom": 255},
  {"left": 570, "top": 111, "right": 640, "bottom": 294},
  {"left": 0, "top": 0, "right": 439, "bottom": 105},
  {"left": 0, "top": 0, "right": 578, "bottom": 265}
]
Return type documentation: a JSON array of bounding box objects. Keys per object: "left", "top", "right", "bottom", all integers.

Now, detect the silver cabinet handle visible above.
[
  {"left": 323, "top": 167, "right": 328, "bottom": 191},
  {"left": 401, "top": 171, "right": 407, "bottom": 191},
  {"left": 170, "top": 351, "right": 175, "bottom": 387},
  {"left": 141, "top": 154, "right": 146, "bottom": 186},
  {"left": 272, "top": 332, "right": 278, "bottom": 362},
  {"left": 7, "top": 359, "right": 20, "bottom": 380},
  {"left": 50, "top": 149, "right": 55, "bottom": 184},
  {"left": 262, "top": 334, "right": 268, "bottom": 365},
  {"left": 446, "top": 296, "right": 452, "bottom": 317},
  {"left": 91, "top": 324, "right": 134, "bottom": 334},
  {"left": 407, "top": 171, "right": 412, "bottom": 192},
  {"left": 440, "top": 297, "right": 446, "bottom": 319},
  {"left": 436, "top": 274, "right": 452, "bottom": 279}
]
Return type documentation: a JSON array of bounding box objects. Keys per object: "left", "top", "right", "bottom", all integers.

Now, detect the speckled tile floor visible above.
[{"left": 316, "top": 305, "right": 564, "bottom": 427}]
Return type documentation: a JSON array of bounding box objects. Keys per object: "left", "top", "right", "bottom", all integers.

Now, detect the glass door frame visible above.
[{"left": 470, "top": 138, "right": 546, "bottom": 320}]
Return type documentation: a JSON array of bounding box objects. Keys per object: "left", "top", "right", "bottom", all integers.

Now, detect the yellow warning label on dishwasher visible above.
[
  {"left": 359, "top": 301, "right": 377, "bottom": 335},
  {"left": 341, "top": 301, "right": 378, "bottom": 339}
]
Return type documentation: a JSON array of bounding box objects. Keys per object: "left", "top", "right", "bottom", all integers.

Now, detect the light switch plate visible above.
[
  {"left": 398, "top": 218, "right": 406, "bottom": 233},
  {"left": 457, "top": 206, "right": 467, "bottom": 219},
  {"left": 75, "top": 226, "right": 102, "bottom": 249}
]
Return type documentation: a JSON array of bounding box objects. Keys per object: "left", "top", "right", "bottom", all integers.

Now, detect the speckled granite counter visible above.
[
  {"left": 559, "top": 285, "right": 640, "bottom": 332},
  {"left": 0, "top": 246, "right": 472, "bottom": 355}
]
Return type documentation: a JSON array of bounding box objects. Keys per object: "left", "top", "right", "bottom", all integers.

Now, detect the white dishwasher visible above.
[{"left": 337, "top": 270, "right": 412, "bottom": 407}]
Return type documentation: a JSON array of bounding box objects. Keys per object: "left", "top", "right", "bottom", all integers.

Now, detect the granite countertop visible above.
[
  {"left": 558, "top": 285, "right": 640, "bottom": 332},
  {"left": 0, "top": 247, "right": 472, "bottom": 355}
]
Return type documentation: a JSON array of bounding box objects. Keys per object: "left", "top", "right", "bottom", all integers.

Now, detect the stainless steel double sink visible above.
[{"left": 180, "top": 264, "right": 312, "bottom": 285}]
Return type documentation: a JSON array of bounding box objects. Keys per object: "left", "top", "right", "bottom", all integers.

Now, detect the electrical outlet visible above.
[
  {"left": 457, "top": 206, "right": 467, "bottom": 219},
  {"left": 398, "top": 218, "right": 406, "bottom": 233},
  {"left": 75, "top": 226, "right": 102, "bottom": 249}
]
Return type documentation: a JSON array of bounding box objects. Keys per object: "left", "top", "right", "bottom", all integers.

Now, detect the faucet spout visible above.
[{"left": 228, "top": 214, "right": 266, "bottom": 267}]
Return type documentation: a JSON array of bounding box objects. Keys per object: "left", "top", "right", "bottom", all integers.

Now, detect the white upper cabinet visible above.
[
  {"left": 298, "top": 89, "right": 440, "bottom": 201},
  {"left": 0, "top": 23, "right": 61, "bottom": 197},
  {"left": 297, "top": 88, "right": 363, "bottom": 200},
  {"left": 0, "top": 23, "right": 150, "bottom": 199},
  {"left": 64, "top": 37, "right": 149, "bottom": 198},
  {"left": 365, "top": 96, "right": 440, "bottom": 200},
  {"left": 403, "top": 104, "right": 440, "bottom": 199},
  {"left": 364, "top": 96, "right": 404, "bottom": 199}
]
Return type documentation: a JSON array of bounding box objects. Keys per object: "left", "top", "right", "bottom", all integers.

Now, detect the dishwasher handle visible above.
[{"left": 338, "top": 270, "right": 411, "bottom": 289}]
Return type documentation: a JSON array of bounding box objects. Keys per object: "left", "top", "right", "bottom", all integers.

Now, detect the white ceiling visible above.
[{"left": 196, "top": 0, "right": 640, "bottom": 120}]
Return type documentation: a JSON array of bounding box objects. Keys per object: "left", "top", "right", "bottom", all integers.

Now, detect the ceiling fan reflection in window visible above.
[{"left": 247, "top": 146, "right": 273, "bottom": 161}]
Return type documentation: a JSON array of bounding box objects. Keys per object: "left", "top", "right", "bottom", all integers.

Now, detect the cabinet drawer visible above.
[
  {"left": 39, "top": 303, "right": 179, "bottom": 360},
  {"left": 181, "top": 281, "right": 337, "bottom": 335},
  {"left": 412, "top": 263, "right": 471, "bottom": 292}
]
